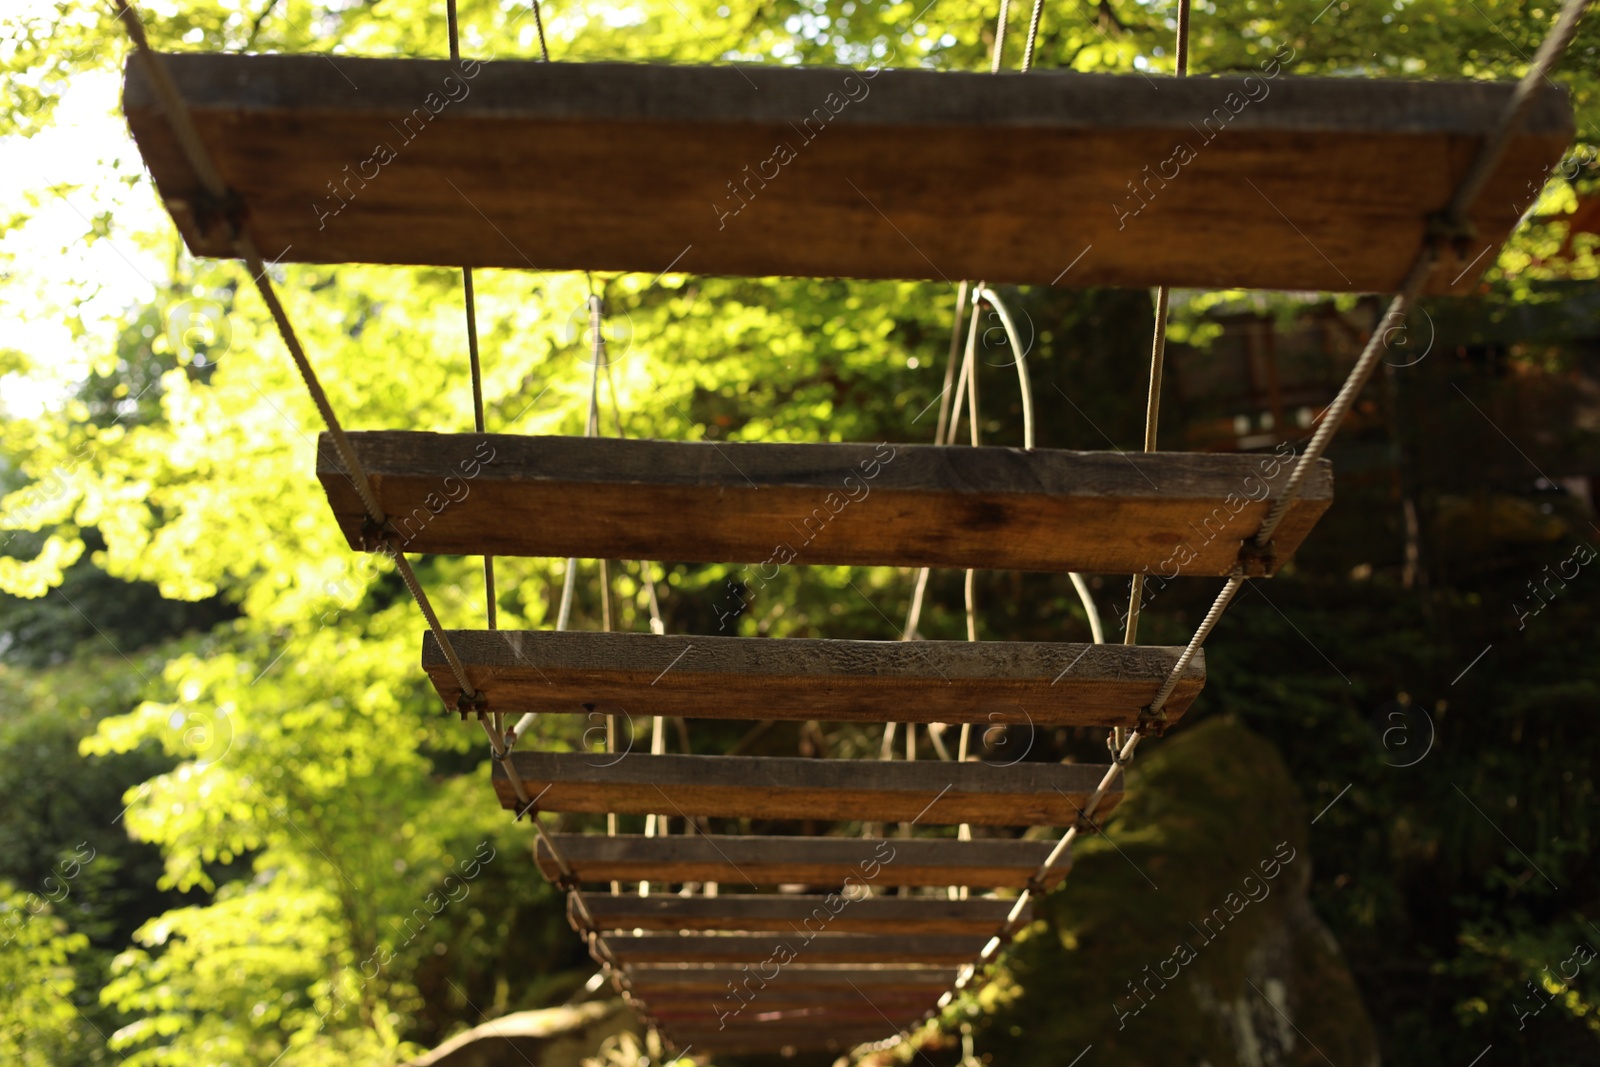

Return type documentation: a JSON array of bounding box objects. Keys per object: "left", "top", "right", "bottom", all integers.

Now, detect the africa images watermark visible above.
[
  {"left": 310, "top": 58, "right": 487, "bottom": 231},
  {"left": 1511, "top": 539, "right": 1594, "bottom": 631},
  {"left": 711, "top": 442, "right": 898, "bottom": 630},
  {"left": 0, "top": 843, "right": 97, "bottom": 948},
  {"left": 313, "top": 841, "right": 497, "bottom": 1030},
  {"left": 710, "top": 839, "right": 897, "bottom": 1028},
  {"left": 1113, "top": 839, "right": 1299, "bottom": 1029},
  {"left": 1116, "top": 439, "right": 1300, "bottom": 632},
  {"left": 1514, "top": 939, "right": 1598, "bottom": 1031},
  {"left": 712, "top": 49, "right": 898, "bottom": 230},
  {"left": 317, "top": 440, "right": 498, "bottom": 629},
  {"left": 1112, "top": 42, "right": 1297, "bottom": 230}
]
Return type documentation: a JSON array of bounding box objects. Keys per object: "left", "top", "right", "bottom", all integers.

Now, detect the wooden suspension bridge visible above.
[{"left": 113, "top": 0, "right": 1585, "bottom": 1055}]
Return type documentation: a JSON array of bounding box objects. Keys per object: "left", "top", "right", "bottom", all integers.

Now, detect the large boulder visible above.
[{"left": 940, "top": 716, "right": 1380, "bottom": 1067}]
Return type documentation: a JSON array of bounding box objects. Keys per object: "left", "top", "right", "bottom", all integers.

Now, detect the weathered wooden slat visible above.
[
  {"left": 426, "top": 630, "right": 1203, "bottom": 728},
  {"left": 583, "top": 893, "right": 1026, "bottom": 935},
  {"left": 636, "top": 987, "right": 941, "bottom": 1012},
  {"left": 537, "top": 834, "right": 1064, "bottom": 889},
  {"left": 317, "top": 432, "right": 1333, "bottom": 576},
  {"left": 124, "top": 54, "right": 1573, "bottom": 294},
  {"left": 496, "top": 752, "right": 1119, "bottom": 826},
  {"left": 626, "top": 963, "right": 959, "bottom": 990},
  {"left": 662, "top": 1026, "right": 898, "bottom": 1052},
  {"left": 653, "top": 1012, "right": 931, "bottom": 1039},
  {"left": 604, "top": 931, "right": 984, "bottom": 965}
]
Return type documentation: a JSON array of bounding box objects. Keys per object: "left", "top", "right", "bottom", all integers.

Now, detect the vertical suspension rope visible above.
[
  {"left": 1121, "top": 0, "right": 1189, "bottom": 652},
  {"left": 111, "top": 2, "right": 485, "bottom": 705},
  {"left": 933, "top": 282, "right": 970, "bottom": 448},
  {"left": 990, "top": 0, "right": 1012, "bottom": 71},
  {"left": 1019, "top": 0, "right": 1046, "bottom": 71},
  {"left": 111, "top": 0, "right": 644, "bottom": 1028},
  {"left": 448, "top": 0, "right": 498, "bottom": 632},
  {"left": 937, "top": 0, "right": 1201, "bottom": 1018},
  {"left": 529, "top": 0, "right": 551, "bottom": 62},
  {"left": 1114, "top": 0, "right": 1189, "bottom": 753}
]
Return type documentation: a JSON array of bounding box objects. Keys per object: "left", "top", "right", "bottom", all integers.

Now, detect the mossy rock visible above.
[{"left": 941, "top": 717, "right": 1379, "bottom": 1067}]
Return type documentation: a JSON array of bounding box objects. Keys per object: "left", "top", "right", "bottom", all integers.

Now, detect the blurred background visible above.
[{"left": 1, "top": 1, "right": 1597, "bottom": 1064}]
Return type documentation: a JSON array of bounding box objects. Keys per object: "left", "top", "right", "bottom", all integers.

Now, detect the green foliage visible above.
[{"left": 0, "top": 879, "right": 92, "bottom": 1066}]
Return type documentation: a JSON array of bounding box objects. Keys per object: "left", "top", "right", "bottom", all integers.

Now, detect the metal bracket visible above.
[
  {"left": 454, "top": 689, "right": 488, "bottom": 719},
  {"left": 167, "top": 188, "right": 247, "bottom": 245},
  {"left": 1233, "top": 538, "right": 1277, "bottom": 578},
  {"left": 358, "top": 515, "right": 399, "bottom": 553},
  {"left": 1135, "top": 704, "right": 1170, "bottom": 738},
  {"left": 1425, "top": 210, "right": 1479, "bottom": 260}
]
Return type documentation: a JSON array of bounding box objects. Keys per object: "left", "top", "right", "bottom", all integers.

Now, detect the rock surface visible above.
[{"left": 935, "top": 716, "right": 1380, "bottom": 1067}]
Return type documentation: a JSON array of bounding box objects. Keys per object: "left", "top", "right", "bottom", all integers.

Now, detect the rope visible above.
[
  {"left": 511, "top": 297, "right": 665, "bottom": 748},
  {"left": 933, "top": 283, "right": 970, "bottom": 448},
  {"left": 1440, "top": 0, "right": 1587, "bottom": 231},
  {"left": 529, "top": 0, "right": 551, "bottom": 62},
  {"left": 973, "top": 287, "right": 1035, "bottom": 450},
  {"left": 552, "top": 293, "right": 608, "bottom": 635},
  {"left": 976, "top": 287, "right": 1104, "bottom": 642},
  {"left": 943, "top": 728, "right": 1139, "bottom": 999},
  {"left": 1144, "top": 74, "right": 1555, "bottom": 709},
  {"left": 115, "top": 0, "right": 657, "bottom": 1023},
  {"left": 112, "top": 0, "right": 483, "bottom": 704},
  {"left": 1020, "top": 0, "right": 1046, "bottom": 71},
  {"left": 1120, "top": 0, "right": 1187, "bottom": 648},
  {"left": 447, "top": 1, "right": 498, "bottom": 633},
  {"left": 990, "top": 0, "right": 1012, "bottom": 72}
]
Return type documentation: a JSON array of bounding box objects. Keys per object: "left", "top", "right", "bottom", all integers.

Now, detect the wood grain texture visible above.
[
  {"left": 426, "top": 629, "right": 1205, "bottom": 728},
  {"left": 318, "top": 432, "right": 1333, "bottom": 575},
  {"left": 659, "top": 1026, "right": 903, "bottom": 1052},
  {"left": 124, "top": 54, "right": 1573, "bottom": 294},
  {"left": 583, "top": 893, "right": 1027, "bottom": 935},
  {"left": 648, "top": 1013, "right": 934, "bottom": 1037},
  {"left": 636, "top": 987, "right": 941, "bottom": 1013},
  {"left": 625, "top": 963, "right": 959, "bottom": 990},
  {"left": 496, "top": 752, "right": 1120, "bottom": 825},
  {"left": 537, "top": 834, "right": 1066, "bottom": 888},
  {"left": 604, "top": 932, "right": 984, "bottom": 965}
]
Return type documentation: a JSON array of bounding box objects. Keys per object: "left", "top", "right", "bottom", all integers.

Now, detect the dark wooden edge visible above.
[{"left": 127, "top": 53, "right": 1574, "bottom": 137}]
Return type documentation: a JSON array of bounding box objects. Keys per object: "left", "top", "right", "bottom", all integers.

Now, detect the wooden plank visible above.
[
  {"left": 124, "top": 54, "right": 1573, "bottom": 294},
  {"left": 635, "top": 989, "right": 941, "bottom": 1016},
  {"left": 536, "top": 834, "right": 1065, "bottom": 889},
  {"left": 496, "top": 752, "right": 1119, "bottom": 826},
  {"left": 661, "top": 1026, "right": 898, "bottom": 1052},
  {"left": 426, "top": 630, "right": 1204, "bottom": 728},
  {"left": 317, "top": 432, "right": 1333, "bottom": 576},
  {"left": 604, "top": 932, "right": 984, "bottom": 965},
  {"left": 626, "top": 964, "right": 958, "bottom": 990},
  {"left": 583, "top": 893, "right": 1026, "bottom": 935},
  {"left": 654, "top": 1014, "right": 929, "bottom": 1039},
  {"left": 636, "top": 987, "right": 941, "bottom": 1012}
]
